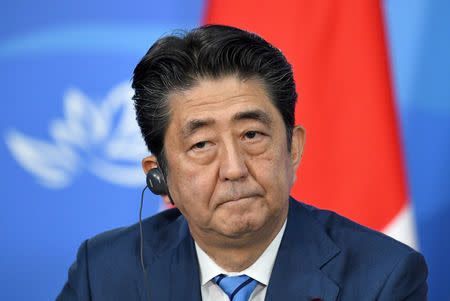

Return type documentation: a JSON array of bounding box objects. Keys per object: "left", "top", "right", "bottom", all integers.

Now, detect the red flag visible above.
[{"left": 204, "top": 0, "right": 409, "bottom": 233}]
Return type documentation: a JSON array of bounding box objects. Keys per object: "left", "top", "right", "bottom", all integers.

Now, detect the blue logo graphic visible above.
[{"left": 5, "top": 81, "right": 147, "bottom": 188}]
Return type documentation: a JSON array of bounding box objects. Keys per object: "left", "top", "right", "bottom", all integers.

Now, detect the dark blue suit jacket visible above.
[{"left": 57, "top": 198, "right": 428, "bottom": 300}]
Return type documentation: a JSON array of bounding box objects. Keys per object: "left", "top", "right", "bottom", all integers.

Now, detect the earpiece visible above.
[
  {"left": 141, "top": 169, "right": 172, "bottom": 301},
  {"left": 146, "top": 168, "right": 168, "bottom": 195}
]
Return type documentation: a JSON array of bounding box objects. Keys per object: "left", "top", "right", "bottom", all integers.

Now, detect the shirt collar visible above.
[{"left": 195, "top": 218, "right": 287, "bottom": 286}]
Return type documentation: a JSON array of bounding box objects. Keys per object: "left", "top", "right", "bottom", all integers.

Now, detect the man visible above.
[{"left": 57, "top": 25, "right": 428, "bottom": 300}]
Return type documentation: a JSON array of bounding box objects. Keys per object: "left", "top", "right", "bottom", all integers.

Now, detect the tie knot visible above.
[{"left": 213, "top": 274, "right": 258, "bottom": 301}]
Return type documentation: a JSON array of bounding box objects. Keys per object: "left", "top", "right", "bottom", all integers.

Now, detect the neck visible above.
[{"left": 193, "top": 211, "right": 287, "bottom": 272}]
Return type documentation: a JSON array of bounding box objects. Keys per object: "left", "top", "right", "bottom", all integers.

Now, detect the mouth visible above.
[{"left": 220, "top": 195, "right": 257, "bottom": 206}]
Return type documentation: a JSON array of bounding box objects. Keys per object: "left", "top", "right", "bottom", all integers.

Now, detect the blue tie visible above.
[{"left": 213, "top": 274, "right": 258, "bottom": 301}]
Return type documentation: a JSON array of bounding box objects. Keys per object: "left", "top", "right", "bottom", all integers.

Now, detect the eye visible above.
[
  {"left": 241, "top": 130, "right": 269, "bottom": 155},
  {"left": 192, "top": 141, "right": 210, "bottom": 150},
  {"left": 244, "top": 131, "right": 262, "bottom": 139}
]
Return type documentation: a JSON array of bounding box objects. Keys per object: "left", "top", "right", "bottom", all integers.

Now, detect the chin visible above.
[{"left": 215, "top": 215, "right": 266, "bottom": 239}]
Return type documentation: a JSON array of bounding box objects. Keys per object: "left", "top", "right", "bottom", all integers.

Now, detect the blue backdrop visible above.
[{"left": 0, "top": 0, "right": 448, "bottom": 299}]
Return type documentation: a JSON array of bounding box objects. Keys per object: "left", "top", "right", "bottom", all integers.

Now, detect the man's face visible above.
[{"left": 162, "top": 76, "right": 304, "bottom": 247}]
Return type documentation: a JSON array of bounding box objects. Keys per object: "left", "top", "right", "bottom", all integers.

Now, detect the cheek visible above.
[
  {"left": 251, "top": 151, "right": 293, "bottom": 196},
  {"left": 169, "top": 164, "right": 217, "bottom": 209}
]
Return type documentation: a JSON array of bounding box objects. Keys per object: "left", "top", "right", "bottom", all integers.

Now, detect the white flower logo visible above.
[{"left": 5, "top": 81, "right": 148, "bottom": 188}]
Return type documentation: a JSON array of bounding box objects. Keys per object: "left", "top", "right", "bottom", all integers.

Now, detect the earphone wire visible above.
[{"left": 139, "top": 186, "right": 152, "bottom": 301}]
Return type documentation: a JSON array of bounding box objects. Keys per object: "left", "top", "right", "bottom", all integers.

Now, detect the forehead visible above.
[{"left": 166, "top": 76, "right": 281, "bottom": 130}]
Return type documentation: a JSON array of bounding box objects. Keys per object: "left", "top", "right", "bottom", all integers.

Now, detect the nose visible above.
[{"left": 218, "top": 140, "right": 249, "bottom": 181}]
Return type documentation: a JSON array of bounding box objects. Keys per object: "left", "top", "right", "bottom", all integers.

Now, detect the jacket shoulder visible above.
[
  {"left": 56, "top": 208, "right": 186, "bottom": 300},
  {"left": 298, "top": 201, "right": 415, "bottom": 255},
  {"left": 292, "top": 200, "right": 428, "bottom": 299},
  {"left": 86, "top": 207, "right": 185, "bottom": 265}
]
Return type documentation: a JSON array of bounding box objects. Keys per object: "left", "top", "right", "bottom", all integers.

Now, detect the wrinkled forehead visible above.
[{"left": 165, "top": 76, "right": 279, "bottom": 130}]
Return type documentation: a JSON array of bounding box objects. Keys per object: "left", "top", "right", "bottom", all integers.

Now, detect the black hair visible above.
[{"left": 132, "top": 24, "right": 297, "bottom": 176}]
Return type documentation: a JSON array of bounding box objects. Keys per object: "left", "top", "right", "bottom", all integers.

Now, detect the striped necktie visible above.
[{"left": 213, "top": 274, "right": 258, "bottom": 301}]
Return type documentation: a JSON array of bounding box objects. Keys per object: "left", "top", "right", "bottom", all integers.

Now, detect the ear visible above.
[
  {"left": 142, "top": 156, "right": 171, "bottom": 204},
  {"left": 289, "top": 125, "right": 306, "bottom": 184},
  {"left": 142, "top": 155, "right": 158, "bottom": 174}
]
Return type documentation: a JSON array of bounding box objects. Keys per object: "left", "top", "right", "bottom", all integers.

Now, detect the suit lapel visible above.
[
  {"left": 145, "top": 217, "right": 202, "bottom": 301},
  {"left": 265, "top": 198, "right": 341, "bottom": 301},
  {"left": 168, "top": 234, "right": 202, "bottom": 300}
]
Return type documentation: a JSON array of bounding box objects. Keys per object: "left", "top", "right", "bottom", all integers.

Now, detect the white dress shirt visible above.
[{"left": 195, "top": 219, "right": 287, "bottom": 301}]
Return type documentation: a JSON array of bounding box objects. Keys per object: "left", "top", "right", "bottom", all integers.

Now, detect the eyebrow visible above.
[
  {"left": 181, "top": 109, "right": 273, "bottom": 139},
  {"left": 182, "top": 118, "right": 215, "bottom": 139},
  {"left": 232, "top": 109, "right": 272, "bottom": 126}
]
